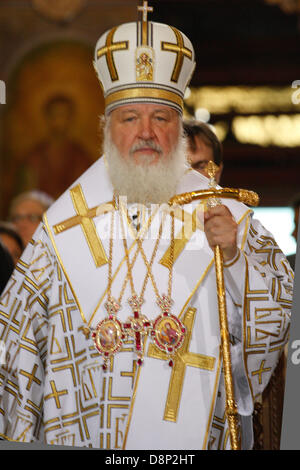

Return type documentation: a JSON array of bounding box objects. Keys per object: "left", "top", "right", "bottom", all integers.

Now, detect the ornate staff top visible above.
[{"left": 169, "top": 161, "right": 260, "bottom": 208}]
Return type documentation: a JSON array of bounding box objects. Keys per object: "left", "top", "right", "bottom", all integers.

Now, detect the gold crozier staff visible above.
[{"left": 170, "top": 161, "right": 260, "bottom": 450}]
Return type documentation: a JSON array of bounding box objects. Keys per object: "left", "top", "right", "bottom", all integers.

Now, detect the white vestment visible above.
[{"left": 0, "top": 157, "right": 293, "bottom": 449}]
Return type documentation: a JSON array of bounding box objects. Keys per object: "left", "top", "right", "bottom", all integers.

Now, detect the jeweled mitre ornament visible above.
[{"left": 93, "top": 2, "right": 196, "bottom": 114}]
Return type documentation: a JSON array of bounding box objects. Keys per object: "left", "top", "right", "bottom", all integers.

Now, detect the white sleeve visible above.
[{"left": 222, "top": 215, "right": 293, "bottom": 414}]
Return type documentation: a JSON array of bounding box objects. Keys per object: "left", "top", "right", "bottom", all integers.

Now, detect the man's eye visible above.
[
  {"left": 155, "top": 116, "right": 167, "bottom": 121},
  {"left": 123, "top": 116, "right": 136, "bottom": 122},
  {"left": 192, "top": 162, "right": 207, "bottom": 169}
]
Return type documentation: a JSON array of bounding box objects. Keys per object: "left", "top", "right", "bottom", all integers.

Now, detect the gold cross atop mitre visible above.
[
  {"left": 93, "top": 4, "right": 196, "bottom": 115},
  {"left": 138, "top": 1, "right": 153, "bottom": 22},
  {"left": 137, "top": 1, "right": 153, "bottom": 48}
]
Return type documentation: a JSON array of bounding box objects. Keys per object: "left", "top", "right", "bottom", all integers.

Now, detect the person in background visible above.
[
  {"left": 183, "top": 119, "right": 223, "bottom": 183},
  {"left": 8, "top": 190, "right": 54, "bottom": 247},
  {"left": 0, "top": 221, "right": 24, "bottom": 265}
]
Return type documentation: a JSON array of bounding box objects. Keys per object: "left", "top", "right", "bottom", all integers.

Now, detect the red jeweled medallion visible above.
[
  {"left": 151, "top": 295, "right": 185, "bottom": 366},
  {"left": 152, "top": 313, "right": 185, "bottom": 356}
]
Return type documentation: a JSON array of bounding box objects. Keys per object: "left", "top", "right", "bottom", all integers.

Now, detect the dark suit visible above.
[{"left": 0, "top": 241, "right": 14, "bottom": 295}]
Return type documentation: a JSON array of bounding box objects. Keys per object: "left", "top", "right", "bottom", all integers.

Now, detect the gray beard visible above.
[{"left": 103, "top": 126, "right": 187, "bottom": 206}]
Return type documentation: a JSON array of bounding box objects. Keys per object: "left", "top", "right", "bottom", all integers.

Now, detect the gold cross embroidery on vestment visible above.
[
  {"left": 53, "top": 184, "right": 115, "bottom": 268},
  {"left": 147, "top": 307, "right": 215, "bottom": 422}
]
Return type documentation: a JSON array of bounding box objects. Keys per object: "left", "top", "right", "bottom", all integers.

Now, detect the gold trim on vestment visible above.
[
  {"left": 122, "top": 254, "right": 220, "bottom": 449},
  {"left": 44, "top": 212, "right": 140, "bottom": 328},
  {"left": 223, "top": 250, "right": 241, "bottom": 268},
  {"left": 0, "top": 433, "right": 14, "bottom": 441},
  {"left": 70, "top": 184, "right": 108, "bottom": 268},
  {"left": 242, "top": 252, "right": 255, "bottom": 402},
  {"left": 238, "top": 210, "right": 252, "bottom": 250},
  {"left": 44, "top": 213, "right": 88, "bottom": 325},
  {"left": 45, "top": 203, "right": 162, "bottom": 329},
  {"left": 160, "top": 203, "right": 204, "bottom": 269},
  {"left": 122, "top": 336, "right": 146, "bottom": 449},
  {"left": 45, "top": 198, "right": 251, "bottom": 449},
  {"left": 178, "top": 260, "right": 214, "bottom": 320},
  {"left": 160, "top": 205, "right": 252, "bottom": 272}
]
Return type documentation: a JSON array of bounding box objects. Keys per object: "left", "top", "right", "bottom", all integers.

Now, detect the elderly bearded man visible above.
[{"left": 0, "top": 4, "right": 293, "bottom": 451}]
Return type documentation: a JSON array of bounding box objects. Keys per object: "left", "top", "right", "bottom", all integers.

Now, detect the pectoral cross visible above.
[
  {"left": 147, "top": 307, "right": 216, "bottom": 422},
  {"left": 123, "top": 295, "right": 151, "bottom": 365}
]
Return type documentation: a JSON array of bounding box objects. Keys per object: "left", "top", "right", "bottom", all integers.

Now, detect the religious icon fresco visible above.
[{"left": 1, "top": 40, "right": 105, "bottom": 217}]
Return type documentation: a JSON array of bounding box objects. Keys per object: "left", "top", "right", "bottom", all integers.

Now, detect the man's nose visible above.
[{"left": 138, "top": 116, "right": 155, "bottom": 139}]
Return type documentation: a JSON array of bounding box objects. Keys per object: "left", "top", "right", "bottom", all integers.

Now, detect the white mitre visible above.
[{"left": 93, "top": 1, "right": 196, "bottom": 115}]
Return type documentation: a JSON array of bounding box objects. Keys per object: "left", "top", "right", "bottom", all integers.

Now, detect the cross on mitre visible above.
[
  {"left": 161, "top": 26, "right": 193, "bottom": 83},
  {"left": 138, "top": 1, "right": 153, "bottom": 22},
  {"left": 96, "top": 27, "right": 129, "bottom": 82}
]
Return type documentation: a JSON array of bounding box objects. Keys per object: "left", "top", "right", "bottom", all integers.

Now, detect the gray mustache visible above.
[{"left": 130, "top": 139, "right": 163, "bottom": 154}]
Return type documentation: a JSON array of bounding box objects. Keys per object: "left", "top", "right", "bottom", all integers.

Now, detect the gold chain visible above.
[
  {"left": 90, "top": 196, "right": 182, "bottom": 370},
  {"left": 119, "top": 206, "right": 165, "bottom": 301},
  {"left": 81, "top": 201, "right": 175, "bottom": 340},
  {"left": 119, "top": 202, "right": 175, "bottom": 303},
  {"left": 106, "top": 201, "right": 115, "bottom": 300},
  {"left": 107, "top": 197, "right": 162, "bottom": 306}
]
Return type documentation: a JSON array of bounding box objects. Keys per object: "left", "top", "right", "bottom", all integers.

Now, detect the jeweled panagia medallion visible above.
[
  {"left": 92, "top": 297, "right": 124, "bottom": 370},
  {"left": 151, "top": 295, "right": 186, "bottom": 366},
  {"left": 92, "top": 318, "right": 124, "bottom": 370}
]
